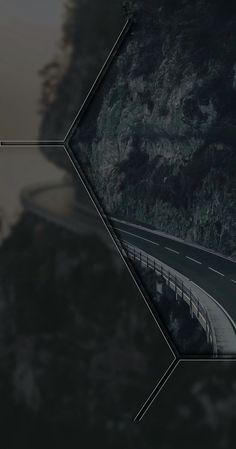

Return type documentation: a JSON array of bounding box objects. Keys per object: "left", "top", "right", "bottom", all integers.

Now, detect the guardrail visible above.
[{"left": 123, "top": 241, "right": 217, "bottom": 353}]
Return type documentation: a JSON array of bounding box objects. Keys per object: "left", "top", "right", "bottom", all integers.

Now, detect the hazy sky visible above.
[{"left": 0, "top": 0, "right": 66, "bottom": 140}]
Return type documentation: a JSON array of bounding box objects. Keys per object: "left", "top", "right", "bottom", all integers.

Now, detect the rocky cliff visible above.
[{"left": 71, "top": 0, "right": 236, "bottom": 258}]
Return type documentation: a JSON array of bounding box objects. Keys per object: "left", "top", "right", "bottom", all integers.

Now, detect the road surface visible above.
[
  {"left": 21, "top": 182, "right": 236, "bottom": 332},
  {"left": 113, "top": 219, "right": 236, "bottom": 325}
]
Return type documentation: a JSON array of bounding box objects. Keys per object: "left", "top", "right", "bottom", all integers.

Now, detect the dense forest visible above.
[
  {"left": 66, "top": 0, "right": 236, "bottom": 259},
  {"left": 0, "top": 1, "right": 236, "bottom": 447},
  {"left": 0, "top": 212, "right": 171, "bottom": 447}
]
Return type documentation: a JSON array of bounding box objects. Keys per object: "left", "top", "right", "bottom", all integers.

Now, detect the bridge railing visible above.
[{"left": 122, "top": 241, "right": 216, "bottom": 352}]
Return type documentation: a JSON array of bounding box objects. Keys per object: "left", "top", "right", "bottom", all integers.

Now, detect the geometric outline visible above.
[
  {"left": 64, "top": 143, "right": 177, "bottom": 419},
  {"left": 63, "top": 145, "right": 236, "bottom": 422},
  {"left": 1, "top": 15, "right": 236, "bottom": 424},
  {"left": 64, "top": 20, "right": 236, "bottom": 420}
]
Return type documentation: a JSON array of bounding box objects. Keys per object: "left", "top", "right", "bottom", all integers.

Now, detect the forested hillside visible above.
[{"left": 68, "top": 0, "right": 236, "bottom": 258}]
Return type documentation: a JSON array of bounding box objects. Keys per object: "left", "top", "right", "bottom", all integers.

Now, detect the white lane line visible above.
[
  {"left": 165, "top": 247, "right": 179, "bottom": 255},
  {"left": 186, "top": 256, "right": 202, "bottom": 265},
  {"left": 208, "top": 267, "right": 225, "bottom": 277},
  {"left": 112, "top": 218, "right": 236, "bottom": 266},
  {"left": 116, "top": 228, "right": 160, "bottom": 247},
  {"left": 231, "top": 279, "right": 236, "bottom": 284}
]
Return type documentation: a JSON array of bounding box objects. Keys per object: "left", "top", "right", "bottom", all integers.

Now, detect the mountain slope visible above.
[{"left": 71, "top": 0, "right": 236, "bottom": 258}]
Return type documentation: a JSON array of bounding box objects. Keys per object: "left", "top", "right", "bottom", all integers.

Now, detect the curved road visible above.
[
  {"left": 113, "top": 219, "right": 236, "bottom": 325},
  {"left": 21, "top": 183, "right": 236, "bottom": 330}
]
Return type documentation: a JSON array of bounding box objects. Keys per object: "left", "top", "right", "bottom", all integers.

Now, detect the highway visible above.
[
  {"left": 113, "top": 219, "right": 236, "bottom": 325},
  {"left": 20, "top": 181, "right": 236, "bottom": 334},
  {"left": 19, "top": 182, "right": 236, "bottom": 353}
]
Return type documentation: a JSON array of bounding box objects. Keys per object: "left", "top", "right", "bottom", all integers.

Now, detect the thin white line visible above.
[
  {"left": 112, "top": 217, "right": 236, "bottom": 265},
  {"left": 1, "top": 140, "right": 62, "bottom": 145},
  {"left": 134, "top": 359, "right": 179, "bottom": 422},
  {"left": 123, "top": 241, "right": 190, "bottom": 282},
  {"left": 116, "top": 228, "right": 160, "bottom": 247},
  {"left": 165, "top": 247, "right": 179, "bottom": 255},
  {"left": 64, "top": 146, "right": 176, "bottom": 358},
  {"left": 208, "top": 267, "right": 225, "bottom": 277},
  {"left": 2, "top": 143, "right": 62, "bottom": 148},
  {"left": 231, "top": 279, "right": 236, "bottom": 284},
  {"left": 186, "top": 256, "right": 202, "bottom": 265},
  {"left": 65, "top": 19, "right": 131, "bottom": 142},
  {"left": 181, "top": 358, "right": 236, "bottom": 362}
]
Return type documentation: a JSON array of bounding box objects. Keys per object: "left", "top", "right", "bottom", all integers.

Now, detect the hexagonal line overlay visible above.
[
  {"left": 67, "top": 143, "right": 236, "bottom": 417},
  {"left": 64, "top": 142, "right": 177, "bottom": 355},
  {"left": 134, "top": 358, "right": 180, "bottom": 422},
  {"left": 61, "top": 17, "right": 215, "bottom": 360},
  {"left": 0, "top": 1, "right": 128, "bottom": 143},
  {"left": 1, "top": 19, "right": 131, "bottom": 147},
  {"left": 64, "top": 143, "right": 182, "bottom": 422},
  {"left": 140, "top": 359, "right": 236, "bottom": 430},
  {"left": 66, "top": 82, "right": 214, "bottom": 358},
  {"left": 0, "top": 12, "right": 177, "bottom": 356},
  {"left": 64, "top": 18, "right": 132, "bottom": 143},
  {"left": 62, "top": 8, "right": 236, "bottom": 418},
  {"left": 1, "top": 1, "right": 234, "bottom": 426},
  {"left": 63, "top": 144, "right": 182, "bottom": 422},
  {"left": 66, "top": 11, "right": 236, "bottom": 362},
  {"left": 0, "top": 145, "right": 174, "bottom": 427}
]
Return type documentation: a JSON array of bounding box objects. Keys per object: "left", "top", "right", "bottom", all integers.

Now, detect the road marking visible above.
[
  {"left": 165, "top": 247, "right": 179, "bottom": 255},
  {"left": 117, "top": 226, "right": 230, "bottom": 285},
  {"left": 116, "top": 228, "right": 160, "bottom": 247},
  {"left": 231, "top": 279, "right": 236, "bottom": 284},
  {"left": 208, "top": 267, "right": 225, "bottom": 277},
  {"left": 186, "top": 256, "right": 202, "bottom": 265},
  {"left": 113, "top": 218, "right": 236, "bottom": 266}
]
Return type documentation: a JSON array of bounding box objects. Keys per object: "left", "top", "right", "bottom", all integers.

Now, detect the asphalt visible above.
[
  {"left": 113, "top": 219, "right": 236, "bottom": 324},
  {"left": 21, "top": 182, "right": 236, "bottom": 328}
]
